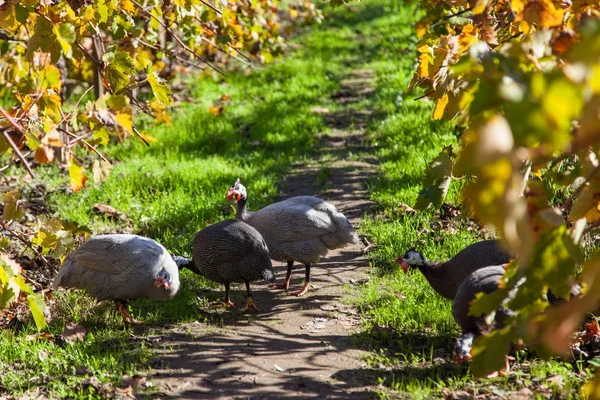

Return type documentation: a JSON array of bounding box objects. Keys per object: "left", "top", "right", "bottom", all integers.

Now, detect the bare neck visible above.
[{"left": 236, "top": 196, "right": 251, "bottom": 221}]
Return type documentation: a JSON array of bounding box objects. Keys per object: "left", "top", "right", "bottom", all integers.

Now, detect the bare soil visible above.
[{"left": 149, "top": 69, "right": 379, "bottom": 399}]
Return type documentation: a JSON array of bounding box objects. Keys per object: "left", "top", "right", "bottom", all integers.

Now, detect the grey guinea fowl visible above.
[
  {"left": 52, "top": 234, "right": 180, "bottom": 324},
  {"left": 451, "top": 265, "right": 514, "bottom": 365},
  {"left": 395, "top": 240, "right": 514, "bottom": 300},
  {"left": 175, "top": 219, "right": 275, "bottom": 312},
  {"left": 226, "top": 178, "right": 360, "bottom": 297}
]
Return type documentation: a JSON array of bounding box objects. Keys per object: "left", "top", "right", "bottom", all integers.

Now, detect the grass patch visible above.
[{"left": 0, "top": 0, "right": 593, "bottom": 398}]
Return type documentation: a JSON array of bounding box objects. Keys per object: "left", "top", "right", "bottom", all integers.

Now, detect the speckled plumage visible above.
[
  {"left": 240, "top": 195, "right": 359, "bottom": 264},
  {"left": 189, "top": 219, "right": 274, "bottom": 287},
  {"left": 400, "top": 240, "right": 514, "bottom": 300},
  {"left": 52, "top": 234, "right": 180, "bottom": 302},
  {"left": 451, "top": 265, "right": 513, "bottom": 359},
  {"left": 227, "top": 179, "right": 359, "bottom": 296}
]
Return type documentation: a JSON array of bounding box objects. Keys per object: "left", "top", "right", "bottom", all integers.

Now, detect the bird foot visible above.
[
  {"left": 116, "top": 301, "right": 143, "bottom": 325},
  {"left": 453, "top": 353, "right": 472, "bottom": 364},
  {"left": 288, "top": 283, "right": 310, "bottom": 297},
  {"left": 241, "top": 297, "right": 259, "bottom": 313},
  {"left": 268, "top": 282, "right": 289, "bottom": 291},
  {"left": 216, "top": 300, "right": 236, "bottom": 309}
]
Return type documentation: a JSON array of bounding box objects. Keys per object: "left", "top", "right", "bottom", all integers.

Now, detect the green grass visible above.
[{"left": 0, "top": 0, "right": 593, "bottom": 398}]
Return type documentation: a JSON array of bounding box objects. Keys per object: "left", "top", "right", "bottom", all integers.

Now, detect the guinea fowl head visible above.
[
  {"left": 226, "top": 178, "right": 247, "bottom": 202},
  {"left": 153, "top": 267, "right": 173, "bottom": 289},
  {"left": 395, "top": 248, "right": 426, "bottom": 273}
]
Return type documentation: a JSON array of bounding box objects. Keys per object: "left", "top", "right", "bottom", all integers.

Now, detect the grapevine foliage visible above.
[
  {"left": 411, "top": 0, "right": 600, "bottom": 382},
  {"left": 0, "top": 0, "right": 321, "bottom": 328}
]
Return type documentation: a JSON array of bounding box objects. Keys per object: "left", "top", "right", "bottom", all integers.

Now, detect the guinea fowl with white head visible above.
[
  {"left": 52, "top": 234, "right": 180, "bottom": 324},
  {"left": 175, "top": 219, "right": 275, "bottom": 312},
  {"left": 226, "top": 178, "right": 360, "bottom": 297},
  {"left": 395, "top": 240, "right": 514, "bottom": 300}
]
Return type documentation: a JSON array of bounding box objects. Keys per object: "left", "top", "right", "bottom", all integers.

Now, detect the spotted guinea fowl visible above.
[
  {"left": 452, "top": 265, "right": 582, "bottom": 371},
  {"left": 226, "top": 178, "right": 359, "bottom": 297},
  {"left": 451, "top": 265, "right": 514, "bottom": 366},
  {"left": 395, "top": 240, "right": 514, "bottom": 300},
  {"left": 52, "top": 234, "right": 180, "bottom": 324},
  {"left": 175, "top": 219, "right": 275, "bottom": 312}
]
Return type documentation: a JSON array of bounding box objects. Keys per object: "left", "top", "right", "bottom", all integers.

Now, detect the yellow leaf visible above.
[
  {"left": 2, "top": 191, "right": 24, "bottom": 222},
  {"left": 69, "top": 160, "right": 88, "bottom": 193},
  {"left": 472, "top": 0, "right": 490, "bottom": 14},
  {"left": 208, "top": 106, "right": 223, "bottom": 116},
  {"left": 432, "top": 93, "right": 449, "bottom": 120},
  {"left": 140, "top": 131, "right": 158, "bottom": 143},
  {"left": 119, "top": 0, "right": 135, "bottom": 13},
  {"left": 115, "top": 113, "right": 133, "bottom": 134},
  {"left": 418, "top": 53, "right": 429, "bottom": 78}
]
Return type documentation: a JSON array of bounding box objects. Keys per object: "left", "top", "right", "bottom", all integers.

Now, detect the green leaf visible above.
[
  {"left": 2, "top": 190, "right": 24, "bottom": 222},
  {"left": 53, "top": 23, "right": 76, "bottom": 59},
  {"left": 15, "top": 4, "right": 30, "bottom": 24},
  {"left": 414, "top": 147, "right": 454, "bottom": 210},
  {"left": 148, "top": 70, "right": 173, "bottom": 106},
  {"left": 470, "top": 327, "right": 514, "bottom": 377},
  {"left": 26, "top": 17, "right": 61, "bottom": 63},
  {"left": 27, "top": 293, "right": 47, "bottom": 330},
  {"left": 103, "top": 51, "right": 135, "bottom": 94}
]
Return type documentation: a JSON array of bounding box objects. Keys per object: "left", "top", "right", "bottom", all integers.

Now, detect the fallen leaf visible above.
[
  {"left": 310, "top": 107, "right": 329, "bottom": 114},
  {"left": 274, "top": 364, "right": 285, "bottom": 372},
  {"left": 208, "top": 106, "right": 223, "bottom": 116},
  {"left": 62, "top": 322, "right": 87, "bottom": 344}
]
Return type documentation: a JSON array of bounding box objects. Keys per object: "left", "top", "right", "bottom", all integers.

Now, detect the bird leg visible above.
[
  {"left": 241, "top": 280, "right": 259, "bottom": 313},
  {"left": 115, "top": 301, "right": 143, "bottom": 325},
  {"left": 269, "top": 261, "right": 293, "bottom": 291},
  {"left": 288, "top": 263, "right": 311, "bottom": 297},
  {"left": 217, "top": 282, "right": 235, "bottom": 308}
]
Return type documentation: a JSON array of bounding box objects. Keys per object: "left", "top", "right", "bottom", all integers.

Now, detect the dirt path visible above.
[{"left": 151, "top": 69, "right": 378, "bottom": 399}]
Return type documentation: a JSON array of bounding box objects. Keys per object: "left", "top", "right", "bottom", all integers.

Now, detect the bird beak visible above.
[
  {"left": 394, "top": 257, "right": 409, "bottom": 274},
  {"left": 154, "top": 277, "right": 172, "bottom": 288}
]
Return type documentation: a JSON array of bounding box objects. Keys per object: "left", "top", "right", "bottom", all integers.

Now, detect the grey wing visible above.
[
  {"left": 253, "top": 202, "right": 337, "bottom": 242},
  {"left": 69, "top": 235, "right": 163, "bottom": 275}
]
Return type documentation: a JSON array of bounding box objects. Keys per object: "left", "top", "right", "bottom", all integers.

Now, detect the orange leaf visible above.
[
  {"left": 34, "top": 145, "right": 54, "bottom": 164},
  {"left": 69, "top": 160, "right": 88, "bottom": 193}
]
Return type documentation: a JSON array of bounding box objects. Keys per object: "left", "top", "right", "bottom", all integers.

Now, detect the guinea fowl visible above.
[
  {"left": 175, "top": 219, "right": 275, "bottom": 312},
  {"left": 452, "top": 265, "right": 582, "bottom": 371},
  {"left": 52, "top": 234, "right": 180, "bottom": 324},
  {"left": 451, "top": 265, "right": 514, "bottom": 365},
  {"left": 226, "top": 178, "right": 359, "bottom": 297},
  {"left": 395, "top": 240, "right": 514, "bottom": 300}
]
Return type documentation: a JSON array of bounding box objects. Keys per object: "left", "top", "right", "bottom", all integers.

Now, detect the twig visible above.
[
  {"left": 198, "top": 0, "right": 223, "bottom": 15},
  {"left": 430, "top": 7, "right": 473, "bottom": 28},
  {"left": 131, "top": 0, "right": 225, "bottom": 76},
  {"left": 199, "top": 35, "right": 259, "bottom": 69},
  {"left": 201, "top": 23, "right": 254, "bottom": 63},
  {"left": 0, "top": 106, "right": 34, "bottom": 178},
  {"left": 0, "top": 221, "right": 50, "bottom": 267},
  {"left": 58, "top": 85, "right": 95, "bottom": 126},
  {"left": 76, "top": 41, "right": 102, "bottom": 67},
  {"left": 57, "top": 128, "right": 110, "bottom": 163},
  {"left": 564, "top": 163, "right": 600, "bottom": 214},
  {"left": 583, "top": 220, "right": 600, "bottom": 235},
  {"left": 132, "top": 127, "right": 150, "bottom": 147},
  {"left": 414, "top": 90, "right": 435, "bottom": 101}
]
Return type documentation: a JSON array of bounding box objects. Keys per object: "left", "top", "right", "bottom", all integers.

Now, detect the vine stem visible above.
[
  {"left": 0, "top": 106, "right": 34, "bottom": 178},
  {"left": 130, "top": 0, "right": 225, "bottom": 77}
]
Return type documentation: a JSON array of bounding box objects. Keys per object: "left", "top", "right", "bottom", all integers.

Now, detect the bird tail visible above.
[
  {"left": 262, "top": 268, "right": 275, "bottom": 283},
  {"left": 172, "top": 254, "right": 193, "bottom": 270}
]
